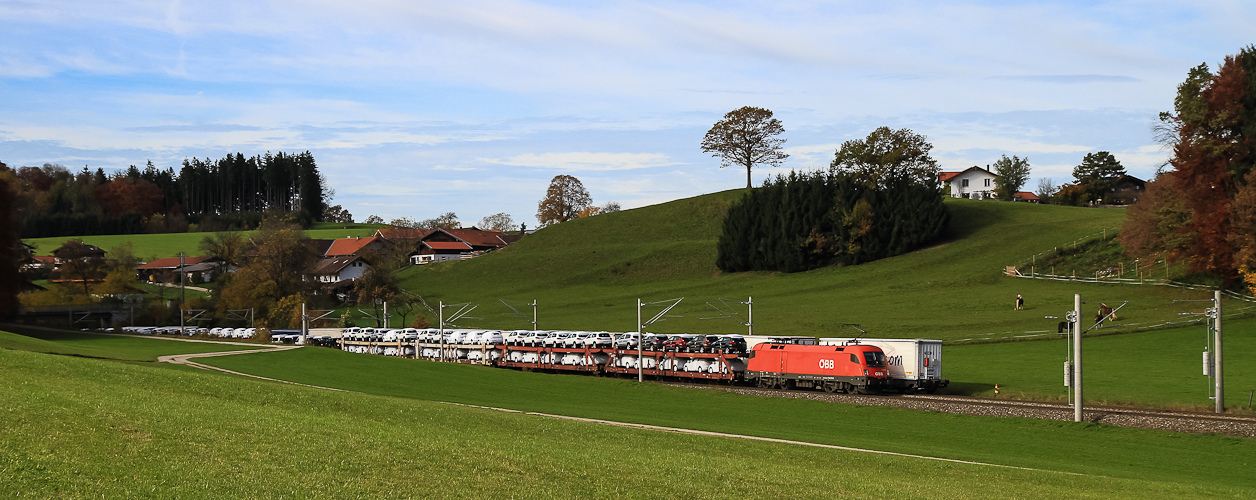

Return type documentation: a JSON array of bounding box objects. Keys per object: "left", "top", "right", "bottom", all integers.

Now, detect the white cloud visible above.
[{"left": 482, "top": 152, "right": 682, "bottom": 171}]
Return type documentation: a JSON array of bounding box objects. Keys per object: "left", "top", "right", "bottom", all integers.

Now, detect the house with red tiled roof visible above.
[
  {"left": 1012, "top": 191, "right": 1040, "bottom": 203},
  {"left": 324, "top": 236, "right": 381, "bottom": 257},
  {"left": 311, "top": 255, "right": 370, "bottom": 284},
  {"left": 407, "top": 227, "right": 521, "bottom": 265},
  {"left": 939, "top": 166, "right": 997, "bottom": 200},
  {"left": 373, "top": 228, "right": 435, "bottom": 240},
  {"left": 136, "top": 256, "right": 213, "bottom": 283}
]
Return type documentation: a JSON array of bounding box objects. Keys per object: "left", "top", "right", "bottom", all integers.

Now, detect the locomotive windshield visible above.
[{"left": 863, "top": 351, "right": 887, "bottom": 367}]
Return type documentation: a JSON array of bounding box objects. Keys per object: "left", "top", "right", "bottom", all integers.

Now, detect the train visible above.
[{"left": 326, "top": 328, "right": 943, "bottom": 394}]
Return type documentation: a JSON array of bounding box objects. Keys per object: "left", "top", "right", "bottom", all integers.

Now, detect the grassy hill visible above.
[{"left": 398, "top": 191, "right": 1237, "bottom": 341}]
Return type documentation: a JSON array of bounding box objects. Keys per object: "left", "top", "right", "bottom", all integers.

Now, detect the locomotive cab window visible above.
[
  {"left": 849, "top": 353, "right": 858, "bottom": 364},
  {"left": 863, "top": 351, "right": 887, "bottom": 368}
]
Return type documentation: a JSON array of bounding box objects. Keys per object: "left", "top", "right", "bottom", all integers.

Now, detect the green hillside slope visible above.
[{"left": 399, "top": 191, "right": 1240, "bottom": 341}]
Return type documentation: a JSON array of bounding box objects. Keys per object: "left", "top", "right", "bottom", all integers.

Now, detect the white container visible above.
[{"left": 818, "top": 338, "right": 947, "bottom": 392}]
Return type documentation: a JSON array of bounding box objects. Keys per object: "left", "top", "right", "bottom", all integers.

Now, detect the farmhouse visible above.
[
  {"left": 311, "top": 255, "right": 370, "bottom": 283},
  {"left": 1012, "top": 191, "right": 1040, "bottom": 203},
  {"left": 136, "top": 256, "right": 213, "bottom": 283},
  {"left": 1107, "top": 175, "right": 1146, "bottom": 205},
  {"left": 324, "top": 236, "right": 382, "bottom": 257},
  {"left": 405, "top": 227, "right": 522, "bottom": 265},
  {"left": 939, "top": 166, "right": 997, "bottom": 200}
]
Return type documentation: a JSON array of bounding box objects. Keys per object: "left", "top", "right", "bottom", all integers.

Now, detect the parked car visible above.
[
  {"left": 479, "top": 331, "right": 505, "bottom": 345},
  {"left": 586, "top": 331, "right": 614, "bottom": 348},
  {"left": 662, "top": 334, "right": 696, "bottom": 352},
  {"left": 643, "top": 334, "right": 669, "bottom": 351},
  {"left": 714, "top": 335, "right": 747, "bottom": 353},
  {"left": 614, "top": 332, "right": 639, "bottom": 349},
  {"left": 565, "top": 332, "right": 591, "bottom": 348},
  {"left": 443, "top": 330, "right": 465, "bottom": 344},
  {"left": 692, "top": 335, "right": 720, "bottom": 352},
  {"left": 545, "top": 331, "right": 572, "bottom": 348}
]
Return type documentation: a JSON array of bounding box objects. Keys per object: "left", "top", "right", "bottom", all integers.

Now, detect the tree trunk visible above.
[{"left": 746, "top": 164, "right": 752, "bottom": 189}]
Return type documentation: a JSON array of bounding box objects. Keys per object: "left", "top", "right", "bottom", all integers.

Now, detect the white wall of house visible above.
[
  {"left": 412, "top": 253, "right": 467, "bottom": 265},
  {"left": 318, "top": 260, "right": 370, "bottom": 283},
  {"left": 948, "top": 170, "right": 997, "bottom": 199}
]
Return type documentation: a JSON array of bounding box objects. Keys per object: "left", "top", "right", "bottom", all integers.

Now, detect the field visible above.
[
  {"left": 393, "top": 191, "right": 1244, "bottom": 342},
  {"left": 22, "top": 222, "right": 383, "bottom": 259},
  {"left": 0, "top": 325, "right": 264, "bottom": 361},
  {"left": 1, "top": 329, "right": 1252, "bottom": 497},
  {"left": 946, "top": 317, "right": 1256, "bottom": 408}
]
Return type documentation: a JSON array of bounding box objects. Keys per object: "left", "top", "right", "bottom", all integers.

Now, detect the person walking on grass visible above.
[{"left": 1015, "top": 294, "right": 1024, "bottom": 311}]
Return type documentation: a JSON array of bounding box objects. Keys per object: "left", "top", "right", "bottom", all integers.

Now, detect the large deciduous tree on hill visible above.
[
  {"left": 701, "top": 106, "right": 789, "bottom": 189},
  {"left": 1122, "top": 45, "right": 1256, "bottom": 284},
  {"left": 477, "top": 212, "right": 518, "bottom": 232},
  {"left": 829, "top": 127, "right": 940, "bottom": 188},
  {"left": 536, "top": 175, "right": 592, "bottom": 226},
  {"left": 991, "top": 155, "right": 1032, "bottom": 200},
  {"left": 1072, "top": 152, "right": 1127, "bottom": 205}
]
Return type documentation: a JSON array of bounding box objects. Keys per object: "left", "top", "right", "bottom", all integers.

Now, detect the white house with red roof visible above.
[
  {"left": 311, "top": 255, "right": 370, "bottom": 283},
  {"left": 939, "top": 166, "right": 997, "bottom": 200}
]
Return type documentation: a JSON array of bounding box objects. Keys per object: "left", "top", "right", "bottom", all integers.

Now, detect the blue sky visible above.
[{"left": 1, "top": 1, "right": 1253, "bottom": 227}]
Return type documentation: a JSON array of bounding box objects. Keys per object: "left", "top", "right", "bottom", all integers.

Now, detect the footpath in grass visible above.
[
  {"left": 945, "top": 317, "right": 1256, "bottom": 408},
  {"left": 0, "top": 348, "right": 1239, "bottom": 499},
  {"left": 0, "top": 325, "right": 265, "bottom": 362},
  {"left": 201, "top": 347, "right": 1256, "bottom": 491}
]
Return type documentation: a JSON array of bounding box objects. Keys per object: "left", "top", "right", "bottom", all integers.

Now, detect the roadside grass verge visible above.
[
  {"left": 1, "top": 348, "right": 1244, "bottom": 498},
  {"left": 0, "top": 325, "right": 264, "bottom": 361},
  {"left": 200, "top": 347, "right": 1256, "bottom": 490},
  {"left": 945, "top": 317, "right": 1256, "bottom": 410}
]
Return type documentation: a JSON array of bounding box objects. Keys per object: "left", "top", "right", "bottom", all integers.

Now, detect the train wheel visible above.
[
  {"left": 755, "top": 377, "right": 768, "bottom": 388},
  {"left": 822, "top": 383, "right": 836, "bottom": 393}
]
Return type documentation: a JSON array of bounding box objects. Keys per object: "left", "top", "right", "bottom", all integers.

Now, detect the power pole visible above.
[
  {"left": 637, "top": 298, "right": 643, "bottom": 383},
  {"left": 179, "top": 252, "right": 185, "bottom": 333},
  {"left": 1074, "top": 293, "right": 1083, "bottom": 423},
  {"left": 1215, "top": 290, "right": 1224, "bottom": 413},
  {"left": 746, "top": 296, "right": 753, "bottom": 336}
]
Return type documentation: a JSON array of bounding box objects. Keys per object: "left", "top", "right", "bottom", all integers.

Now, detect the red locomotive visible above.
[{"left": 745, "top": 343, "right": 890, "bottom": 393}]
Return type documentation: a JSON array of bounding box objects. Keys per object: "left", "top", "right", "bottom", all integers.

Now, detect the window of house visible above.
[
  {"left": 961, "top": 179, "right": 969, "bottom": 187},
  {"left": 984, "top": 178, "right": 991, "bottom": 187}
]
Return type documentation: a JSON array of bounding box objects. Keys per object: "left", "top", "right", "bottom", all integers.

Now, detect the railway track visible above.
[{"left": 662, "top": 382, "right": 1256, "bottom": 438}]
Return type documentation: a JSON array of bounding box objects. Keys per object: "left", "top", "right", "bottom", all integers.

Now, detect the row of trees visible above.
[
  {"left": 1120, "top": 45, "right": 1256, "bottom": 288},
  {"left": 718, "top": 127, "right": 950, "bottom": 273},
  {"left": 2, "top": 151, "right": 328, "bottom": 238}
]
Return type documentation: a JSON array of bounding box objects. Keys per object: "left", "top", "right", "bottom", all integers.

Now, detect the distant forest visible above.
[{"left": 1, "top": 151, "right": 327, "bottom": 238}]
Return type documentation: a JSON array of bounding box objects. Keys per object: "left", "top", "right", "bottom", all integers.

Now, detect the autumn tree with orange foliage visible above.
[
  {"left": 1127, "top": 46, "right": 1256, "bottom": 284},
  {"left": 95, "top": 177, "right": 165, "bottom": 216}
]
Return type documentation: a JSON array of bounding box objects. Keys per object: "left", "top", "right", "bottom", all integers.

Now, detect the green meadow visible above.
[
  {"left": 1, "top": 329, "right": 1252, "bottom": 498},
  {"left": 946, "top": 317, "right": 1256, "bottom": 409},
  {"left": 0, "top": 325, "right": 264, "bottom": 361},
  {"left": 394, "top": 191, "right": 1238, "bottom": 342},
  {"left": 22, "top": 222, "right": 383, "bottom": 258}
]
